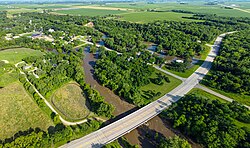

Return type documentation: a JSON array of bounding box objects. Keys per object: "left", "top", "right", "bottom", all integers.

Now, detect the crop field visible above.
[
  {"left": 102, "top": 2, "right": 250, "bottom": 17},
  {"left": 51, "top": 82, "right": 90, "bottom": 121},
  {"left": 225, "top": 2, "right": 250, "bottom": 10},
  {"left": 0, "top": 48, "right": 44, "bottom": 64},
  {"left": 0, "top": 82, "right": 54, "bottom": 140},
  {"left": 139, "top": 70, "right": 182, "bottom": 102},
  {"left": 11, "top": 4, "right": 74, "bottom": 9},
  {"left": 118, "top": 11, "right": 199, "bottom": 23},
  {"left": 55, "top": 8, "right": 127, "bottom": 16}
]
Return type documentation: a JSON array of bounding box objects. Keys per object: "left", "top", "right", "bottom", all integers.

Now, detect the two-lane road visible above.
[{"left": 61, "top": 32, "right": 235, "bottom": 148}]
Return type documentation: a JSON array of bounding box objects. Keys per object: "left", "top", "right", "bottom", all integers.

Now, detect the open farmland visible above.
[
  {"left": 0, "top": 82, "right": 54, "bottom": 140},
  {"left": 11, "top": 4, "right": 74, "bottom": 9},
  {"left": 51, "top": 82, "right": 90, "bottom": 121},
  {"left": 55, "top": 8, "right": 127, "bottom": 16},
  {"left": 102, "top": 2, "right": 250, "bottom": 17},
  {"left": 118, "top": 11, "right": 199, "bottom": 23},
  {"left": 0, "top": 48, "right": 44, "bottom": 64}
]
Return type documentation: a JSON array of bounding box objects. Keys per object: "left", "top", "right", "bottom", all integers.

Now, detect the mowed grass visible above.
[
  {"left": 0, "top": 72, "right": 19, "bottom": 87},
  {"left": 164, "top": 45, "right": 211, "bottom": 78},
  {"left": 0, "top": 82, "right": 54, "bottom": 140},
  {"left": 0, "top": 63, "right": 18, "bottom": 87},
  {"left": 118, "top": 11, "right": 199, "bottom": 23},
  {"left": 139, "top": 70, "right": 182, "bottom": 102},
  {"left": 0, "top": 48, "right": 44, "bottom": 64},
  {"left": 189, "top": 88, "right": 227, "bottom": 103},
  {"left": 51, "top": 82, "right": 90, "bottom": 121},
  {"left": 55, "top": 8, "right": 127, "bottom": 16},
  {"left": 203, "top": 85, "right": 250, "bottom": 106}
]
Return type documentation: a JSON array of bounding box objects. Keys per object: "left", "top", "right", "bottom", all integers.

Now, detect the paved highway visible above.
[{"left": 61, "top": 32, "right": 235, "bottom": 148}]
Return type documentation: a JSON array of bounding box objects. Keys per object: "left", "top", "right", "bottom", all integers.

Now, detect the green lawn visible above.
[
  {"left": 139, "top": 70, "right": 182, "bottom": 102},
  {"left": 0, "top": 48, "right": 44, "bottom": 64},
  {"left": 164, "top": 45, "right": 210, "bottom": 78},
  {"left": 0, "top": 72, "right": 19, "bottom": 87},
  {"left": 0, "top": 63, "right": 18, "bottom": 87},
  {"left": 0, "top": 82, "right": 54, "bottom": 140},
  {"left": 55, "top": 8, "right": 127, "bottom": 16},
  {"left": 189, "top": 88, "right": 227, "bottom": 103},
  {"left": 51, "top": 82, "right": 90, "bottom": 121},
  {"left": 118, "top": 11, "right": 200, "bottom": 23},
  {"left": 202, "top": 85, "right": 250, "bottom": 106}
]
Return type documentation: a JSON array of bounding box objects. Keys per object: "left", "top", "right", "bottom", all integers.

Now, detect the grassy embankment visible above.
[
  {"left": 201, "top": 84, "right": 250, "bottom": 106},
  {"left": 51, "top": 82, "right": 90, "bottom": 121},
  {"left": 189, "top": 88, "right": 250, "bottom": 128}
]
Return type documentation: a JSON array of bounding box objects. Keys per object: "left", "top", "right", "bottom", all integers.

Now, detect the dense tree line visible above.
[
  {"left": 0, "top": 120, "right": 101, "bottom": 148},
  {"left": 93, "top": 16, "right": 249, "bottom": 59},
  {"left": 203, "top": 31, "right": 250, "bottom": 95},
  {"left": 161, "top": 94, "right": 250, "bottom": 148},
  {"left": 158, "top": 136, "right": 191, "bottom": 148},
  {"left": 94, "top": 49, "right": 170, "bottom": 106},
  {"left": 23, "top": 50, "right": 114, "bottom": 118}
]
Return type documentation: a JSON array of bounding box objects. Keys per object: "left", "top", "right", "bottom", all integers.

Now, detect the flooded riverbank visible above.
[{"left": 82, "top": 48, "right": 201, "bottom": 148}]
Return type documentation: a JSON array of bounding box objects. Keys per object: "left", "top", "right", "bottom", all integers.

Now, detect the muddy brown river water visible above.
[{"left": 83, "top": 49, "right": 201, "bottom": 148}]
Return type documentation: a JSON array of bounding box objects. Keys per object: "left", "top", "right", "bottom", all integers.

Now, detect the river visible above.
[{"left": 83, "top": 48, "right": 201, "bottom": 148}]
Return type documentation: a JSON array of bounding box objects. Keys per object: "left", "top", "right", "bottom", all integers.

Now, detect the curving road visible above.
[{"left": 61, "top": 32, "right": 235, "bottom": 148}]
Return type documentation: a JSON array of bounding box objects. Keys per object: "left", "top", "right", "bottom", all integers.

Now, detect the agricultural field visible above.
[
  {"left": 118, "top": 11, "right": 199, "bottom": 23},
  {"left": 102, "top": 2, "right": 250, "bottom": 17},
  {"left": 0, "top": 81, "right": 54, "bottom": 140},
  {"left": 139, "top": 70, "right": 182, "bottom": 101},
  {"left": 55, "top": 8, "right": 127, "bottom": 16},
  {"left": 0, "top": 48, "right": 44, "bottom": 64},
  {"left": 11, "top": 4, "right": 74, "bottom": 9},
  {"left": 51, "top": 82, "right": 90, "bottom": 121}
]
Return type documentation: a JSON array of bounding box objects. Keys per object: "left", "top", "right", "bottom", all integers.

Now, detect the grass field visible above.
[
  {"left": 164, "top": 45, "right": 210, "bottom": 78},
  {"left": 0, "top": 63, "right": 18, "bottom": 87},
  {"left": 0, "top": 48, "right": 44, "bottom": 64},
  {"left": 189, "top": 88, "right": 250, "bottom": 128},
  {"left": 139, "top": 70, "right": 182, "bottom": 102},
  {"left": 11, "top": 4, "right": 74, "bottom": 9},
  {"left": 0, "top": 82, "right": 54, "bottom": 140},
  {"left": 189, "top": 88, "right": 227, "bottom": 103},
  {"left": 118, "top": 11, "right": 199, "bottom": 23},
  {"left": 55, "top": 8, "right": 127, "bottom": 16},
  {"left": 103, "top": 2, "right": 250, "bottom": 17},
  {"left": 203, "top": 85, "right": 250, "bottom": 106},
  {"left": 51, "top": 82, "right": 90, "bottom": 121}
]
